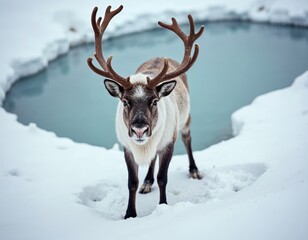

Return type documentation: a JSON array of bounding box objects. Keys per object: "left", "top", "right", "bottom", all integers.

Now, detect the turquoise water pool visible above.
[{"left": 4, "top": 21, "right": 308, "bottom": 154}]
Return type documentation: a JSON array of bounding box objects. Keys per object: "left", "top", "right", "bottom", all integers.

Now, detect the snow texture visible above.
[{"left": 1, "top": 0, "right": 308, "bottom": 240}]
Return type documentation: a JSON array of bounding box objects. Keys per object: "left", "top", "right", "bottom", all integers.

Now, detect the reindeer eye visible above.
[
  {"left": 123, "top": 100, "right": 128, "bottom": 107},
  {"left": 152, "top": 99, "right": 158, "bottom": 106}
]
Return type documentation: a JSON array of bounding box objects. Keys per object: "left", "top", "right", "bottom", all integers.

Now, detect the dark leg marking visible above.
[
  {"left": 157, "top": 143, "right": 174, "bottom": 204},
  {"left": 124, "top": 148, "right": 139, "bottom": 219},
  {"left": 181, "top": 115, "right": 202, "bottom": 179},
  {"left": 139, "top": 155, "right": 157, "bottom": 194}
]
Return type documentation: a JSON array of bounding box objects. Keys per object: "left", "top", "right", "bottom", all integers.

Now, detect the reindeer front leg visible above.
[
  {"left": 157, "top": 142, "right": 174, "bottom": 204},
  {"left": 124, "top": 148, "right": 139, "bottom": 219}
]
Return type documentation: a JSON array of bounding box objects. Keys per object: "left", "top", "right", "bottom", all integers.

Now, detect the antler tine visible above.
[
  {"left": 162, "top": 44, "right": 200, "bottom": 81},
  {"left": 87, "top": 57, "right": 111, "bottom": 78},
  {"left": 188, "top": 15, "right": 205, "bottom": 42},
  {"left": 188, "top": 15, "right": 195, "bottom": 36},
  {"left": 96, "top": 17, "right": 102, "bottom": 27},
  {"left": 158, "top": 18, "right": 186, "bottom": 43},
  {"left": 101, "top": 5, "right": 123, "bottom": 33},
  {"left": 107, "top": 56, "right": 132, "bottom": 89},
  {"left": 91, "top": 7, "right": 99, "bottom": 35},
  {"left": 147, "top": 58, "right": 169, "bottom": 89},
  {"left": 87, "top": 5, "right": 132, "bottom": 89}
]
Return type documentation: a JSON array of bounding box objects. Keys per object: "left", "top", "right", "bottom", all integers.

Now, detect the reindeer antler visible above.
[
  {"left": 147, "top": 15, "right": 204, "bottom": 89},
  {"left": 88, "top": 6, "right": 204, "bottom": 90},
  {"left": 87, "top": 6, "right": 132, "bottom": 89}
]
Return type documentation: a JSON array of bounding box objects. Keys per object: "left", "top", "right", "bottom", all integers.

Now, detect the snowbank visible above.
[{"left": 1, "top": 0, "right": 308, "bottom": 239}]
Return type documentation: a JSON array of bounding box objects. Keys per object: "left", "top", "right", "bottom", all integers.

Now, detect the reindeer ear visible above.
[
  {"left": 104, "top": 79, "right": 124, "bottom": 98},
  {"left": 156, "top": 80, "right": 177, "bottom": 98}
]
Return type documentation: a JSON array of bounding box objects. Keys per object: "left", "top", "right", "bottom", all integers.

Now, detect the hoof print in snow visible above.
[
  {"left": 7, "top": 168, "right": 21, "bottom": 177},
  {"left": 167, "top": 163, "right": 266, "bottom": 205},
  {"left": 69, "top": 27, "right": 77, "bottom": 32},
  {"left": 77, "top": 181, "right": 126, "bottom": 220}
]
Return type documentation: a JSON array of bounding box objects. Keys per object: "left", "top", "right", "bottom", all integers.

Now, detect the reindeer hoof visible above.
[
  {"left": 124, "top": 210, "right": 137, "bottom": 219},
  {"left": 189, "top": 169, "right": 203, "bottom": 180},
  {"left": 139, "top": 181, "right": 153, "bottom": 194}
]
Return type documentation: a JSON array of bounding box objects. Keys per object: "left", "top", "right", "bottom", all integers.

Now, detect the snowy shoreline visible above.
[{"left": 1, "top": 1, "right": 308, "bottom": 240}]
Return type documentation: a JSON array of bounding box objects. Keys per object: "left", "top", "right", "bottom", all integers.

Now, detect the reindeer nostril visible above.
[
  {"left": 144, "top": 128, "right": 148, "bottom": 135},
  {"left": 132, "top": 126, "right": 149, "bottom": 138}
]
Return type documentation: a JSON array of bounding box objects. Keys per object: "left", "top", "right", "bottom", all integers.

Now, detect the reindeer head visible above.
[{"left": 87, "top": 5, "right": 204, "bottom": 145}]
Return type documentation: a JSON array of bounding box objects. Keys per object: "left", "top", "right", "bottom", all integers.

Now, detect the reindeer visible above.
[{"left": 87, "top": 5, "right": 204, "bottom": 219}]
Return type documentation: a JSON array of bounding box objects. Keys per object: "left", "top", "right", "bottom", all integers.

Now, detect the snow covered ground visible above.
[{"left": 1, "top": 0, "right": 308, "bottom": 239}]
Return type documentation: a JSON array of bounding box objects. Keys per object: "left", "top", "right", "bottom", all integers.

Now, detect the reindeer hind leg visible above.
[
  {"left": 181, "top": 115, "right": 202, "bottom": 179},
  {"left": 139, "top": 155, "right": 157, "bottom": 194}
]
